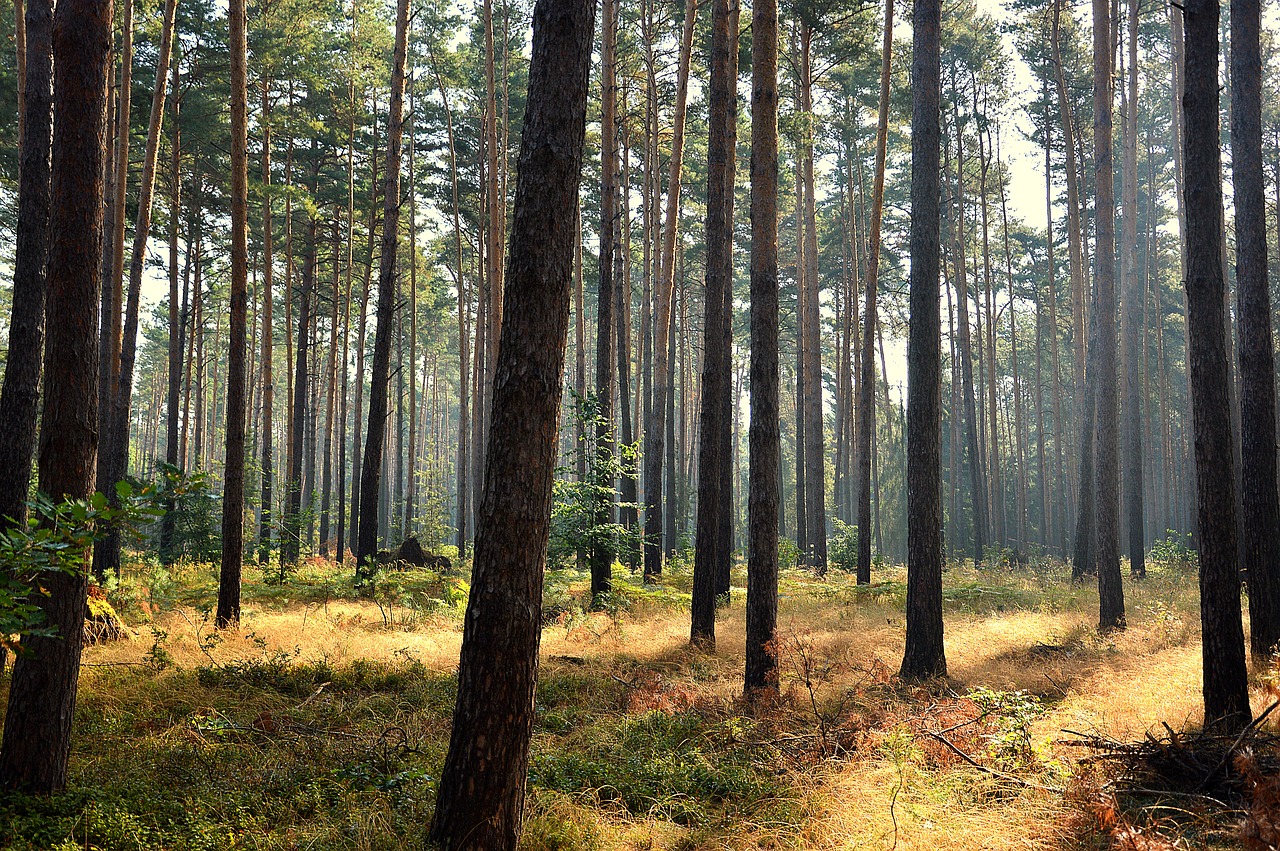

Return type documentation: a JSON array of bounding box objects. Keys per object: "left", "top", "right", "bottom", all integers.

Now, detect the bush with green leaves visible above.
[
  {"left": 547, "top": 392, "right": 642, "bottom": 571},
  {"left": 829, "top": 519, "right": 859, "bottom": 573},
  {"left": 149, "top": 462, "right": 220, "bottom": 565}
]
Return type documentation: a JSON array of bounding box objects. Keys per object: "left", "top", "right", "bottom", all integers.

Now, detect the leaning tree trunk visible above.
[
  {"left": 901, "top": 0, "right": 946, "bottom": 681},
  {"left": 428, "top": 0, "right": 595, "bottom": 843},
  {"left": 1183, "top": 0, "right": 1251, "bottom": 733},
  {"left": 0, "top": 0, "right": 111, "bottom": 792},
  {"left": 1230, "top": 0, "right": 1280, "bottom": 659},
  {"left": 355, "top": 0, "right": 410, "bottom": 579},
  {"left": 745, "top": 0, "right": 779, "bottom": 694}
]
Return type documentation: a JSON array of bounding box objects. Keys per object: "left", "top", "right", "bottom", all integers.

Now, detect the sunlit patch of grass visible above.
[{"left": 2, "top": 553, "right": 1271, "bottom": 849}]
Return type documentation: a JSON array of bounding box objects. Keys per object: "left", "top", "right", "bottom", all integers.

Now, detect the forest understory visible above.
[{"left": 0, "top": 549, "right": 1271, "bottom": 851}]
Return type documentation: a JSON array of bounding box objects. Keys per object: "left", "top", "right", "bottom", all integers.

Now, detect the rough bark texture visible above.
[
  {"left": 356, "top": 0, "right": 410, "bottom": 578},
  {"left": 1183, "top": 0, "right": 1251, "bottom": 732},
  {"left": 0, "top": 0, "right": 52, "bottom": 530},
  {"left": 218, "top": 0, "right": 248, "bottom": 628},
  {"left": 1121, "top": 0, "right": 1144, "bottom": 579},
  {"left": 0, "top": 0, "right": 110, "bottom": 792},
  {"left": 427, "top": 0, "right": 594, "bottom": 843},
  {"left": 1230, "top": 0, "right": 1280, "bottom": 659},
  {"left": 691, "top": 0, "right": 735, "bottom": 648},
  {"left": 1092, "top": 0, "right": 1125, "bottom": 631},
  {"left": 901, "top": 0, "right": 946, "bottom": 681},
  {"left": 745, "top": 0, "right": 779, "bottom": 694}
]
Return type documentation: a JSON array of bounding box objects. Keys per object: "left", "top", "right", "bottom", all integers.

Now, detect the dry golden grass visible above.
[{"left": 8, "top": 557, "right": 1268, "bottom": 850}]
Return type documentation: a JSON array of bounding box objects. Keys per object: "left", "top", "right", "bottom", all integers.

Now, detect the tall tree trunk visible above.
[
  {"left": 798, "top": 22, "right": 827, "bottom": 574},
  {"left": 0, "top": 0, "right": 52, "bottom": 530},
  {"left": 691, "top": 0, "right": 735, "bottom": 647},
  {"left": 901, "top": 0, "right": 945, "bottom": 681},
  {"left": 591, "top": 0, "right": 619, "bottom": 601},
  {"left": 1120, "top": 0, "right": 1144, "bottom": 578},
  {"left": 645, "top": 0, "right": 696, "bottom": 578},
  {"left": 1092, "top": 0, "right": 1125, "bottom": 630},
  {"left": 258, "top": 75, "right": 275, "bottom": 564},
  {"left": 217, "top": 0, "right": 248, "bottom": 627},
  {"left": 161, "top": 56, "right": 182, "bottom": 564},
  {"left": 284, "top": 209, "right": 316, "bottom": 566},
  {"left": 1230, "top": 0, "right": 1280, "bottom": 658},
  {"left": 348, "top": 104, "right": 377, "bottom": 556},
  {"left": 0, "top": 0, "right": 110, "bottom": 792},
  {"left": 428, "top": 0, "right": 594, "bottom": 841},
  {"left": 856, "top": 0, "right": 893, "bottom": 584},
  {"left": 356, "top": 0, "right": 410, "bottom": 577},
  {"left": 745, "top": 0, "right": 779, "bottom": 693},
  {"left": 1183, "top": 0, "right": 1251, "bottom": 731}
]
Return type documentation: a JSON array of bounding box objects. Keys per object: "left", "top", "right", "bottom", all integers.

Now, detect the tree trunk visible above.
[
  {"left": 691, "top": 0, "right": 735, "bottom": 647},
  {"left": 856, "top": 0, "right": 892, "bottom": 584},
  {"left": 1183, "top": 0, "right": 1251, "bottom": 731},
  {"left": 1092, "top": 0, "right": 1125, "bottom": 630},
  {"left": 901, "top": 0, "right": 945, "bottom": 681},
  {"left": 428, "top": 0, "right": 594, "bottom": 842},
  {"left": 0, "top": 0, "right": 110, "bottom": 792},
  {"left": 217, "top": 0, "right": 248, "bottom": 627},
  {"left": 161, "top": 56, "right": 182, "bottom": 564},
  {"left": 1120, "top": 0, "right": 1144, "bottom": 578},
  {"left": 356, "top": 0, "right": 410, "bottom": 577},
  {"left": 258, "top": 74, "right": 274, "bottom": 565},
  {"left": 1230, "top": 0, "right": 1280, "bottom": 659},
  {"left": 0, "top": 0, "right": 52, "bottom": 531},
  {"left": 745, "top": 0, "right": 779, "bottom": 693}
]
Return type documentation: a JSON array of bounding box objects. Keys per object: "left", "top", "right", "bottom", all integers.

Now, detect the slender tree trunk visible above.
[
  {"left": 645, "top": 0, "right": 696, "bottom": 580},
  {"left": 284, "top": 209, "right": 316, "bottom": 566},
  {"left": 348, "top": 104, "right": 377, "bottom": 556},
  {"left": 428, "top": 0, "right": 594, "bottom": 841},
  {"left": 1120, "top": 0, "right": 1144, "bottom": 579},
  {"left": 0, "top": 0, "right": 110, "bottom": 792},
  {"left": 356, "top": 0, "right": 410, "bottom": 577},
  {"left": 1092, "top": 0, "right": 1125, "bottom": 630},
  {"left": 258, "top": 75, "right": 275, "bottom": 564},
  {"left": 217, "top": 0, "right": 248, "bottom": 627},
  {"left": 161, "top": 57, "right": 182, "bottom": 564},
  {"left": 745, "top": 0, "right": 779, "bottom": 693},
  {"left": 856, "top": 0, "right": 892, "bottom": 584}
]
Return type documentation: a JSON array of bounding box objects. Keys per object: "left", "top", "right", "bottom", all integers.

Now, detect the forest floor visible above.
[{"left": 0, "top": 549, "right": 1274, "bottom": 850}]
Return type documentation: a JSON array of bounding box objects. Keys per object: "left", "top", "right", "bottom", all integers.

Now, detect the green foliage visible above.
[
  {"left": 529, "top": 710, "right": 786, "bottom": 826},
  {"left": 1148, "top": 531, "right": 1198, "bottom": 573},
  {"left": 829, "top": 519, "right": 859, "bottom": 573},
  {"left": 966, "top": 687, "right": 1045, "bottom": 770},
  {"left": 778, "top": 537, "right": 800, "bottom": 572},
  {"left": 548, "top": 392, "right": 642, "bottom": 571},
  {"left": 151, "top": 462, "right": 221, "bottom": 565},
  {"left": 0, "top": 486, "right": 162, "bottom": 656}
]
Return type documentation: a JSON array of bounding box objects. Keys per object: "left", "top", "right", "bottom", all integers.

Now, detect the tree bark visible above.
[
  {"left": 1230, "top": 0, "right": 1280, "bottom": 659},
  {"left": 691, "top": 0, "right": 735, "bottom": 647},
  {"left": 745, "top": 0, "right": 779, "bottom": 693},
  {"left": 356, "top": 0, "right": 410, "bottom": 577},
  {"left": 0, "top": 0, "right": 110, "bottom": 792},
  {"left": 1120, "top": 0, "right": 1144, "bottom": 579},
  {"left": 428, "top": 0, "right": 594, "bottom": 842}
]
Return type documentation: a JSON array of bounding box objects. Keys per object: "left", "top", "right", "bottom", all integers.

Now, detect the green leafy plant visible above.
[
  {"left": 547, "top": 391, "right": 643, "bottom": 572},
  {"left": 829, "top": 519, "right": 859, "bottom": 573}
]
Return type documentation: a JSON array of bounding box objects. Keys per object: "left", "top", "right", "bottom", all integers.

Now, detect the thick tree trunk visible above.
[
  {"left": 901, "top": 0, "right": 945, "bottom": 681},
  {"left": 428, "top": 0, "right": 594, "bottom": 842},
  {"left": 1183, "top": 0, "right": 1251, "bottom": 731},
  {"left": 1230, "top": 0, "right": 1280, "bottom": 659},
  {"left": 0, "top": 0, "right": 52, "bottom": 531},
  {"left": 0, "top": 0, "right": 110, "bottom": 792},
  {"left": 356, "top": 0, "right": 410, "bottom": 577},
  {"left": 745, "top": 0, "right": 779, "bottom": 693}
]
